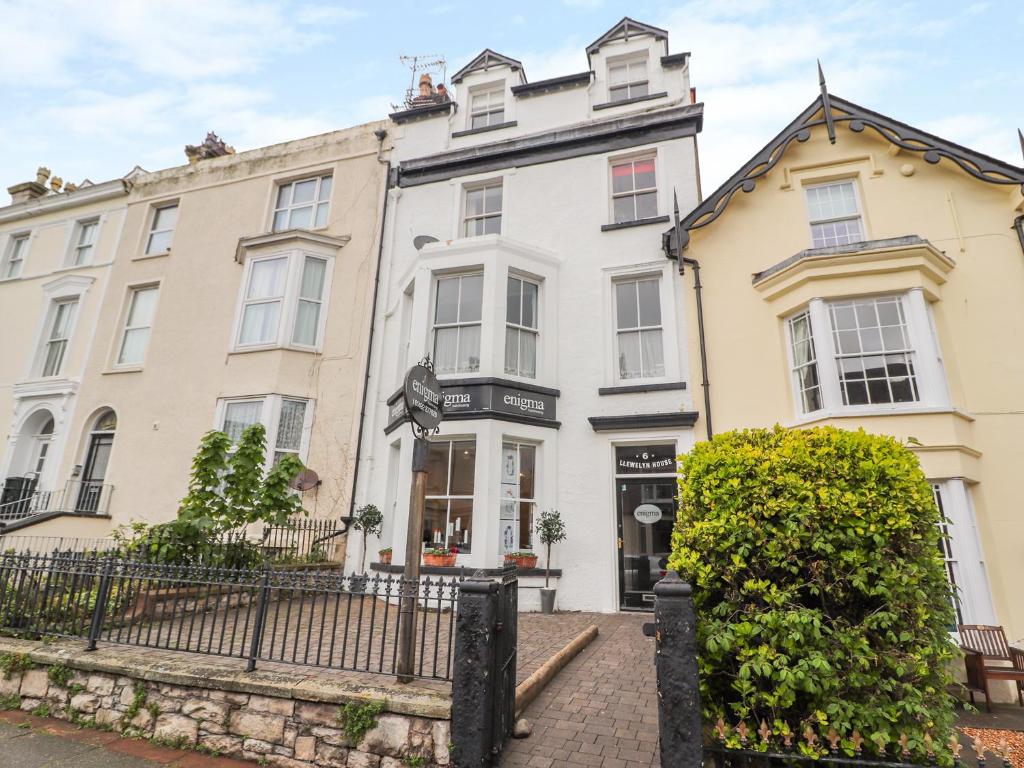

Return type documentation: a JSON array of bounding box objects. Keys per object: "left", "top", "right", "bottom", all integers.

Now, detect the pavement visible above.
[{"left": 0, "top": 712, "right": 251, "bottom": 768}]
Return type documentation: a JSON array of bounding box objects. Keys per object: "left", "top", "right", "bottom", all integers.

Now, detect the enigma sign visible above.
[
  {"left": 402, "top": 364, "right": 444, "bottom": 431},
  {"left": 386, "top": 378, "right": 559, "bottom": 433}
]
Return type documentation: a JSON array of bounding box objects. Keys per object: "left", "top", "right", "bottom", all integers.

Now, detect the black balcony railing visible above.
[{"left": 0, "top": 479, "right": 114, "bottom": 523}]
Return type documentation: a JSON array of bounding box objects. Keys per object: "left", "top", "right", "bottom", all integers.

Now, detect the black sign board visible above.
[
  {"left": 386, "top": 378, "right": 558, "bottom": 433},
  {"left": 615, "top": 444, "right": 676, "bottom": 474},
  {"left": 403, "top": 364, "right": 443, "bottom": 430}
]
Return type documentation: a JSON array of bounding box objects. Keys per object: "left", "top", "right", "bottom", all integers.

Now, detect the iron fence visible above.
[{"left": 0, "top": 551, "right": 461, "bottom": 680}]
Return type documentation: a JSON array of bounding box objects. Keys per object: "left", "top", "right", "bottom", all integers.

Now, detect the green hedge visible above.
[{"left": 669, "top": 426, "right": 958, "bottom": 764}]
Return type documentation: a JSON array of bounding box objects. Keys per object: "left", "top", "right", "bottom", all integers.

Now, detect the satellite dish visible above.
[
  {"left": 289, "top": 468, "right": 321, "bottom": 491},
  {"left": 413, "top": 235, "right": 439, "bottom": 250}
]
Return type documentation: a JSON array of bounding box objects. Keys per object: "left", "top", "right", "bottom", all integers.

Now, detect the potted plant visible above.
[
  {"left": 536, "top": 509, "right": 566, "bottom": 614},
  {"left": 349, "top": 504, "right": 383, "bottom": 593},
  {"left": 378, "top": 547, "right": 392, "bottom": 565},
  {"left": 423, "top": 545, "right": 458, "bottom": 568},
  {"left": 503, "top": 550, "right": 538, "bottom": 569}
]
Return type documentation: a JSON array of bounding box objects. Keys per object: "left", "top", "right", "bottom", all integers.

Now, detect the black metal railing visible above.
[
  {"left": 0, "top": 480, "right": 114, "bottom": 523},
  {"left": 0, "top": 551, "right": 461, "bottom": 680}
]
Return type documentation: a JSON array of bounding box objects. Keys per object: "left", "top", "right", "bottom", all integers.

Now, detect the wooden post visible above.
[{"left": 397, "top": 435, "right": 429, "bottom": 682}]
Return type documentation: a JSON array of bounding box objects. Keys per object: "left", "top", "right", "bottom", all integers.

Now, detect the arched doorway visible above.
[
  {"left": 1, "top": 409, "right": 56, "bottom": 513},
  {"left": 76, "top": 409, "right": 116, "bottom": 513}
]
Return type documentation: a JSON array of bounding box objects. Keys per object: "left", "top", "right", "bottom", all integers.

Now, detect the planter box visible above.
[
  {"left": 423, "top": 553, "right": 457, "bottom": 568},
  {"left": 503, "top": 554, "right": 538, "bottom": 569}
]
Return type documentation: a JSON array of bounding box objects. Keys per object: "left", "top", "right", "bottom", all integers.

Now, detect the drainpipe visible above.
[
  {"left": 348, "top": 129, "right": 391, "bottom": 517},
  {"left": 681, "top": 255, "right": 712, "bottom": 442},
  {"left": 1015, "top": 215, "right": 1024, "bottom": 257}
]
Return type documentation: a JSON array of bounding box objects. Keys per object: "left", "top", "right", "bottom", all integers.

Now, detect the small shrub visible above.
[
  {"left": 337, "top": 700, "right": 383, "bottom": 745},
  {"left": 404, "top": 756, "right": 425, "bottom": 767},
  {"left": 30, "top": 702, "right": 51, "bottom": 718},
  {"left": 0, "top": 694, "right": 20, "bottom": 711},
  {"left": 121, "top": 682, "right": 148, "bottom": 726},
  {"left": 67, "top": 683, "right": 85, "bottom": 696},
  {"left": 0, "top": 652, "right": 34, "bottom": 680},
  {"left": 47, "top": 664, "right": 73, "bottom": 688},
  {"left": 669, "top": 426, "right": 958, "bottom": 765}
]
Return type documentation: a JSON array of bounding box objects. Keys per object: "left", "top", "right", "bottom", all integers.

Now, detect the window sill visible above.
[
  {"left": 452, "top": 120, "right": 518, "bottom": 138},
  {"left": 601, "top": 215, "right": 670, "bottom": 232},
  {"left": 787, "top": 404, "right": 964, "bottom": 426},
  {"left": 103, "top": 366, "right": 144, "bottom": 375},
  {"left": 599, "top": 381, "right": 686, "bottom": 395},
  {"left": 133, "top": 250, "right": 170, "bottom": 261},
  {"left": 228, "top": 344, "right": 323, "bottom": 356},
  {"left": 0, "top": 275, "right": 22, "bottom": 283},
  {"left": 593, "top": 91, "right": 669, "bottom": 111}
]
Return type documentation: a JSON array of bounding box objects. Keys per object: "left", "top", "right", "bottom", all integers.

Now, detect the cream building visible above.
[
  {"left": 665, "top": 83, "right": 1024, "bottom": 643},
  {"left": 0, "top": 124, "right": 389, "bottom": 539},
  {"left": 0, "top": 171, "right": 132, "bottom": 528}
]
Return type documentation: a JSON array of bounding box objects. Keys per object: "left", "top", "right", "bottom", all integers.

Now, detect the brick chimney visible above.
[{"left": 7, "top": 167, "right": 51, "bottom": 204}]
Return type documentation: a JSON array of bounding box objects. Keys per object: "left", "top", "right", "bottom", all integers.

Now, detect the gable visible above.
[
  {"left": 451, "top": 49, "right": 524, "bottom": 84},
  {"left": 586, "top": 17, "right": 668, "bottom": 55}
]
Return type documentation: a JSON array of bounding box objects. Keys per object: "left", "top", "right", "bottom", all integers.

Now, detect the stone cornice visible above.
[
  {"left": 0, "top": 179, "right": 129, "bottom": 224},
  {"left": 234, "top": 229, "right": 351, "bottom": 263}
]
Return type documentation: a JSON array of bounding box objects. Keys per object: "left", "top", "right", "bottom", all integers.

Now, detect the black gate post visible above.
[
  {"left": 650, "top": 571, "right": 702, "bottom": 768},
  {"left": 451, "top": 574, "right": 499, "bottom": 767}
]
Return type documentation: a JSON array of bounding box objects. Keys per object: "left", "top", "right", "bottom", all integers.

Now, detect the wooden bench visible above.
[{"left": 959, "top": 624, "right": 1024, "bottom": 711}]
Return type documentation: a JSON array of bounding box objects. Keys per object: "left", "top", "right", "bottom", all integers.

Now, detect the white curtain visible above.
[
  {"left": 240, "top": 301, "right": 281, "bottom": 344},
  {"left": 640, "top": 329, "right": 665, "bottom": 377},
  {"left": 433, "top": 327, "right": 459, "bottom": 374}
]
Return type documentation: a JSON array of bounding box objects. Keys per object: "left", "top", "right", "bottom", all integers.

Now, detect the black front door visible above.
[
  {"left": 616, "top": 477, "right": 676, "bottom": 610},
  {"left": 76, "top": 433, "right": 113, "bottom": 513}
]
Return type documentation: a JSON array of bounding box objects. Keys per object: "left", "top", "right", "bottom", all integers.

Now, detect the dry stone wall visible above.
[{"left": 0, "top": 637, "right": 451, "bottom": 768}]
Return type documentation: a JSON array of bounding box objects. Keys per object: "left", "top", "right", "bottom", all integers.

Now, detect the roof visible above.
[
  {"left": 665, "top": 90, "right": 1024, "bottom": 255},
  {"left": 451, "top": 49, "right": 524, "bottom": 84},
  {"left": 586, "top": 17, "right": 668, "bottom": 55},
  {"left": 511, "top": 71, "right": 592, "bottom": 98},
  {"left": 752, "top": 235, "right": 934, "bottom": 283}
]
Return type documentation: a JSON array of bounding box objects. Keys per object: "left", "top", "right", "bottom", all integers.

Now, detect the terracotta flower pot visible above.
[
  {"left": 504, "top": 554, "right": 538, "bottom": 570},
  {"left": 423, "top": 553, "right": 457, "bottom": 568},
  {"left": 379, "top": 551, "right": 392, "bottom": 565}
]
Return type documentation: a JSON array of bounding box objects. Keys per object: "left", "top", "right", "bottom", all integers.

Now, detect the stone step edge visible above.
[{"left": 514, "top": 623, "right": 600, "bottom": 718}]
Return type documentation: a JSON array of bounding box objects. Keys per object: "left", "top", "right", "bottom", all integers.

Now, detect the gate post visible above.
[
  {"left": 451, "top": 574, "right": 499, "bottom": 768},
  {"left": 651, "top": 571, "right": 702, "bottom": 768}
]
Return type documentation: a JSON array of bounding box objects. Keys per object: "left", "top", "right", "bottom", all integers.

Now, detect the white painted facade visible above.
[{"left": 349, "top": 19, "right": 705, "bottom": 612}]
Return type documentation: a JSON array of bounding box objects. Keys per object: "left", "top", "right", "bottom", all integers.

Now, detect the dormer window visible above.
[
  {"left": 608, "top": 56, "right": 648, "bottom": 103},
  {"left": 470, "top": 86, "right": 505, "bottom": 129}
]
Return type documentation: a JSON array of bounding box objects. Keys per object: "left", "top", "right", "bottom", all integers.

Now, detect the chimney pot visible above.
[{"left": 36, "top": 167, "right": 50, "bottom": 185}]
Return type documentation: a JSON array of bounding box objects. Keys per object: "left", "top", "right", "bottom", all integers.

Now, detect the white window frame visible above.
[
  {"left": 67, "top": 218, "right": 100, "bottom": 267},
  {"left": 38, "top": 299, "right": 78, "bottom": 378},
  {"left": 469, "top": 83, "right": 506, "bottom": 130},
  {"left": 115, "top": 284, "right": 160, "bottom": 368},
  {"left": 612, "top": 274, "right": 667, "bottom": 383},
  {"left": 499, "top": 441, "right": 538, "bottom": 555},
  {"left": 232, "top": 250, "right": 333, "bottom": 353},
  {"left": 462, "top": 180, "right": 503, "bottom": 237},
  {"left": 932, "top": 479, "right": 995, "bottom": 626},
  {"left": 2, "top": 232, "right": 30, "bottom": 279},
  {"left": 145, "top": 202, "right": 178, "bottom": 256},
  {"left": 784, "top": 290, "right": 949, "bottom": 419},
  {"left": 215, "top": 394, "right": 315, "bottom": 467},
  {"left": 804, "top": 180, "right": 865, "bottom": 248},
  {"left": 431, "top": 272, "right": 484, "bottom": 376},
  {"left": 504, "top": 274, "right": 540, "bottom": 379},
  {"left": 424, "top": 438, "right": 476, "bottom": 554},
  {"left": 610, "top": 154, "right": 658, "bottom": 224},
  {"left": 271, "top": 174, "right": 332, "bottom": 233},
  {"left": 607, "top": 54, "right": 649, "bottom": 103}
]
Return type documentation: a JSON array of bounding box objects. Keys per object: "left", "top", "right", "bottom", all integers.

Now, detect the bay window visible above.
[
  {"left": 505, "top": 276, "right": 538, "bottom": 378},
  {"left": 499, "top": 442, "right": 536, "bottom": 555},
  {"left": 614, "top": 277, "right": 665, "bottom": 380},
  {"left": 218, "top": 395, "right": 313, "bottom": 466},
  {"left": 235, "top": 252, "right": 330, "bottom": 351},
  {"left": 433, "top": 273, "right": 483, "bottom": 374},
  {"left": 785, "top": 291, "right": 946, "bottom": 417},
  {"left": 424, "top": 440, "right": 475, "bottom": 553},
  {"left": 932, "top": 480, "right": 995, "bottom": 626}
]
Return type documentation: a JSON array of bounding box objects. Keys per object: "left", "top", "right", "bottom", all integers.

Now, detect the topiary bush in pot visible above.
[{"left": 669, "top": 426, "right": 958, "bottom": 765}]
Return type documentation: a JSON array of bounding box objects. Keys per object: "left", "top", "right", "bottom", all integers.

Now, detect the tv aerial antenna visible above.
[{"left": 397, "top": 54, "right": 448, "bottom": 109}]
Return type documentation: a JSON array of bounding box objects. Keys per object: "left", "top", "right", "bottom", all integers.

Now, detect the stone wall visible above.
[{"left": 0, "top": 637, "right": 451, "bottom": 767}]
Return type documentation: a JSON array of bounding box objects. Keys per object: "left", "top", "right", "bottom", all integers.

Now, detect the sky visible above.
[{"left": 1, "top": 0, "right": 1022, "bottom": 202}]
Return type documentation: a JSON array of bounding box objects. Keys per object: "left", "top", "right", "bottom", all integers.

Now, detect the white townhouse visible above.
[{"left": 349, "top": 18, "right": 704, "bottom": 611}]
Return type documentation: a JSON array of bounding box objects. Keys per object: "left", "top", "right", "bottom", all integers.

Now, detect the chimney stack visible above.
[
  {"left": 7, "top": 166, "right": 51, "bottom": 205},
  {"left": 419, "top": 73, "right": 435, "bottom": 98}
]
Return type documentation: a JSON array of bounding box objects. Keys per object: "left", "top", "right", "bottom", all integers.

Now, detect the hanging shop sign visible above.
[
  {"left": 386, "top": 378, "right": 558, "bottom": 433},
  {"left": 402, "top": 364, "right": 444, "bottom": 431},
  {"left": 633, "top": 503, "right": 663, "bottom": 525}
]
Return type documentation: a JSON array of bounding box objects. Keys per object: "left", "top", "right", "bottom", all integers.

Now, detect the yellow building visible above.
[
  {"left": 667, "top": 85, "right": 1024, "bottom": 645},
  {"left": 1, "top": 125, "right": 389, "bottom": 541},
  {"left": 0, "top": 170, "right": 132, "bottom": 528}
]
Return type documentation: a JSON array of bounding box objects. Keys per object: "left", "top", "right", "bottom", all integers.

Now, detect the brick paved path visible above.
[{"left": 501, "top": 612, "right": 660, "bottom": 768}]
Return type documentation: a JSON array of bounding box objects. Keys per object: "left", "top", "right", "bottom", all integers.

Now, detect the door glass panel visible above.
[{"left": 617, "top": 477, "right": 676, "bottom": 609}]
